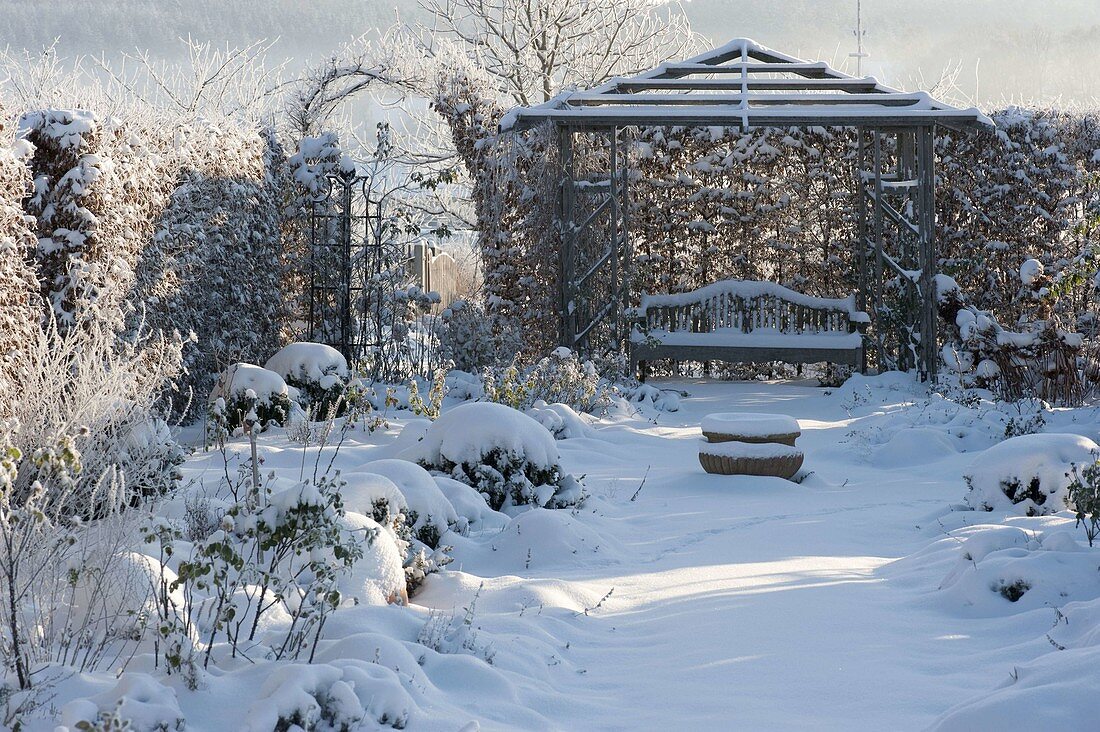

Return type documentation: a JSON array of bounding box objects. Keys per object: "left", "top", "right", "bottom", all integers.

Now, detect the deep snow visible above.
[{"left": 42, "top": 374, "right": 1100, "bottom": 730}]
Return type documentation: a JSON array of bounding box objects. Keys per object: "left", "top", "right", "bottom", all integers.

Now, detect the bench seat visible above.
[{"left": 630, "top": 279, "right": 868, "bottom": 377}]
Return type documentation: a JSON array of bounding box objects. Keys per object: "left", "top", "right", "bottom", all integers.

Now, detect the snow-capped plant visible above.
[
  {"left": 407, "top": 368, "right": 447, "bottom": 420},
  {"left": 481, "top": 348, "right": 614, "bottom": 416},
  {"left": 145, "top": 461, "right": 366, "bottom": 683},
  {"left": 963, "top": 433, "right": 1098, "bottom": 515},
  {"left": 1067, "top": 457, "right": 1100, "bottom": 547},
  {"left": 208, "top": 363, "right": 294, "bottom": 436},
  {"left": 937, "top": 272, "right": 1084, "bottom": 405},
  {"left": 356, "top": 460, "right": 457, "bottom": 594},
  {"left": 406, "top": 402, "right": 583, "bottom": 512},
  {"left": 439, "top": 299, "right": 508, "bottom": 373},
  {"left": 264, "top": 342, "right": 349, "bottom": 418}
]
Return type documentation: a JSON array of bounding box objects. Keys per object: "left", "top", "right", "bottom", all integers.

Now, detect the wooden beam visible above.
[
  {"left": 510, "top": 109, "right": 990, "bottom": 131},
  {"left": 612, "top": 78, "right": 883, "bottom": 92},
  {"left": 658, "top": 61, "right": 834, "bottom": 77},
  {"left": 567, "top": 92, "right": 925, "bottom": 107}
]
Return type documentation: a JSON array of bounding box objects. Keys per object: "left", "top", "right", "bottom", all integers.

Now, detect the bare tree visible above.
[{"left": 414, "top": 0, "right": 699, "bottom": 106}]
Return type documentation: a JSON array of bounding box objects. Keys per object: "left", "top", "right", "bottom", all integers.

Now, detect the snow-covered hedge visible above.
[
  {"left": 963, "top": 433, "right": 1098, "bottom": 515},
  {"left": 404, "top": 401, "right": 584, "bottom": 512},
  {"left": 139, "top": 125, "right": 288, "bottom": 418},
  {"left": 0, "top": 126, "right": 41, "bottom": 404}
]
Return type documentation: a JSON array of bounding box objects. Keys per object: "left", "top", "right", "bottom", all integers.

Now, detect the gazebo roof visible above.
[{"left": 500, "top": 38, "right": 993, "bottom": 133}]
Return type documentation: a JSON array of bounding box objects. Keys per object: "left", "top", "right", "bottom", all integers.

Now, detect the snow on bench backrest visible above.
[{"left": 635, "top": 279, "right": 869, "bottom": 336}]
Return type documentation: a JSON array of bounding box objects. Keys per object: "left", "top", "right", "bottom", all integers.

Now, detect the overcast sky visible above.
[
  {"left": 685, "top": 0, "right": 1100, "bottom": 108},
  {"left": 1, "top": 0, "right": 1096, "bottom": 109}
]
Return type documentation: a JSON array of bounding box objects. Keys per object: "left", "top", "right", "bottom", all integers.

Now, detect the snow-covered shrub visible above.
[
  {"left": 244, "top": 661, "right": 412, "bottom": 730},
  {"left": 482, "top": 348, "right": 614, "bottom": 415},
  {"left": 404, "top": 402, "right": 583, "bottom": 512},
  {"left": 937, "top": 272, "right": 1084, "bottom": 405},
  {"left": 1067, "top": 458, "right": 1100, "bottom": 546},
  {"left": 359, "top": 460, "right": 459, "bottom": 547},
  {"left": 0, "top": 305, "right": 184, "bottom": 691},
  {"left": 208, "top": 363, "right": 293, "bottom": 435},
  {"left": 357, "top": 460, "right": 457, "bottom": 594},
  {"left": 342, "top": 468, "right": 451, "bottom": 596},
  {"left": 622, "top": 382, "right": 681, "bottom": 412},
  {"left": 20, "top": 109, "right": 174, "bottom": 332},
  {"left": 525, "top": 400, "right": 595, "bottom": 440},
  {"left": 439, "top": 299, "right": 507, "bottom": 372},
  {"left": 147, "top": 469, "right": 366, "bottom": 682},
  {"left": 265, "top": 342, "right": 349, "bottom": 417},
  {"left": 336, "top": 510, "right": 406, "bottom": 606},
  {"left": 60, "top": 673, "right": 185, "bottom": 732},
  {"left": 963, "top": 433, "right": 1098, "bottom": 515}
]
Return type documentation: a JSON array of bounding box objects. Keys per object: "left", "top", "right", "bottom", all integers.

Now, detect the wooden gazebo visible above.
[{"left": 500, "top": 39, "right": 993, "bottom": 378}]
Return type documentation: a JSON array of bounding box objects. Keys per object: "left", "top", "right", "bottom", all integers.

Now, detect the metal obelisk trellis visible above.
[
  {"left": 306, "top": 170, "right": 386, "bottom": 364},
  {"left": 502, "top": 38, "right": 992, "bottom": 380}
]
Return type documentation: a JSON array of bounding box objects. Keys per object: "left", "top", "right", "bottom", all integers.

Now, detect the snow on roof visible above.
[{"left": 501, "top": 38, "right": 993, "bottom": 133}]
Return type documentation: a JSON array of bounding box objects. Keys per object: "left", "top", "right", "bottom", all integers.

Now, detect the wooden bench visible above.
[{"left": 630, "top": 279, "right": 869, "bottom": 379}]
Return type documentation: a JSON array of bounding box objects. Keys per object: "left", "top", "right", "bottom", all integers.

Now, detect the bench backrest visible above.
[{"left": 635, "top": 280, "right": 868, "bottom": 336}]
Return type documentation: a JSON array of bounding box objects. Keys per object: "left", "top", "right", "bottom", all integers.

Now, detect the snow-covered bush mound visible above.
[
  {"left": 244, "top": 661, "right": 413, "bottom": 730},
  {"left": 359, "top": 459, "right": 461, "bottom": 546},
  {"left": 340, "top": 471, "right": 409, "bottom": 525},
  {"left": 209, "top": 362, "right": 293, "bottom": 433},
  {"left": 356, "top": 462, "right": 459, "bottom": 594},
  {"left": 624, "top": 383, "right": 680, "bottom": 412},
  {"left": 338, "top": 512, "right": 407, "bottom": 606},
  {"left": 963, "top": 433, "right": 1098, "bottom": 515},
  {"left": 433, "top": 475, "right": 510, "bottom": 532},
  {"left": 264, "top": 342, "right": 349, "bottom": 416},
  {"left": 526, "top": 400, "right": 596, "bottom": 439},
  {"left": 931, "top": 523, "right": 1100, "bottom": 616},
  {"left": 60, "top": 673, "right": 185, "bottom": 732},
  {"left": 403, "top": 402, "right": 584, "bottom": 512}
]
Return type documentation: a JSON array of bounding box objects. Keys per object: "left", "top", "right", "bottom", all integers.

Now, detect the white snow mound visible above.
[
  {"left": 264, "top": 341, "right": 348, "bottom": 386},
  {"left": 403, "top": 401, "right": 560, "bottom": 471},
  {"left": 359, "top": 459, "right": 460, "bottom": 537},
  {"left": 701, "top": 412, "right": 800, "bottom": 437},
  {"left": 210, "top": 362, "right": 288, "bottom": 402},
  {"left": 964, "top": 433, "right": 1098, "bottom": 515}
]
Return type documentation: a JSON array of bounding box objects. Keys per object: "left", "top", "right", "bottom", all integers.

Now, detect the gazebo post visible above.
[
  {"left": 855, "top": 127, "right": 869, "bottom": 373},
  {"left": 917, "top": 124, "right": 938, "bottom": 380},
  {"left": 559, "top": 124, "right": 576, "bottom": 348},
  {"left": 871, "top": 130, "right": 887, "bottom": 369}
]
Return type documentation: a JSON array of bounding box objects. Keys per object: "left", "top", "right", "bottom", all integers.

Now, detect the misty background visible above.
[{"left": 1, "top": 0, "right": 1096, "bottom": 109}]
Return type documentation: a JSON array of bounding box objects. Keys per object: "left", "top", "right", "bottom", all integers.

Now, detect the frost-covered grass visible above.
[{"left": 17, "top": 372, "right": 1100, "bottom": 730}]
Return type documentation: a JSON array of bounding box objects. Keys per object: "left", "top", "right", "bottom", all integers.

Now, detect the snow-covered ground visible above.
[{"left": 42, "top": 374, "right": 1100, "bottom": 730}]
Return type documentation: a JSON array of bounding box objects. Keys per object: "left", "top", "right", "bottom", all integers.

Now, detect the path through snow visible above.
[{"left": 413, "top": 378, "right": 1071, "bottom": 729}]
